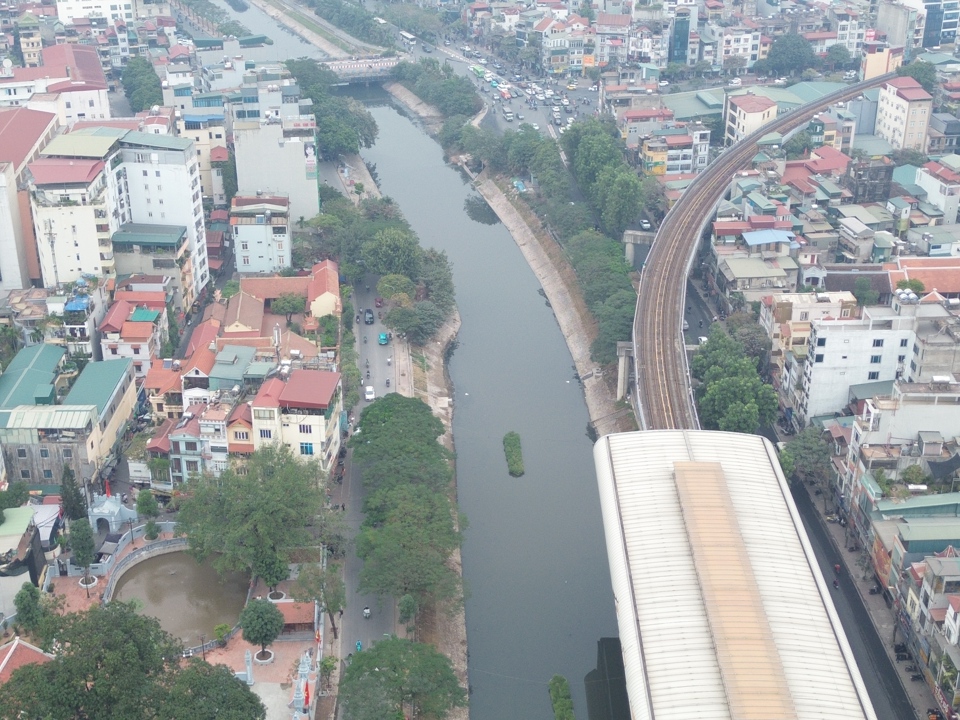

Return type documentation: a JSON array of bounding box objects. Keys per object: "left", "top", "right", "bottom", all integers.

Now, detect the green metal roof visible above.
[
  {"left": 211, "top": 345, "right": 257, "bottom": 385},
  {"left": 894, "top": 516, "right": 960, "bottom": 539},
  {"left": 41, "top": 132, "right": 120, "bottom": 159},
  {"left": 121, "top": 131, "right": 193, "bottom": 151},
  {"left": 0, "top": 345, "right": 65, "bottom": 410},
  {"left": 64, "top": 359, "right": 132, "bottom": 417},
  {"left": 111, "top": 223, "right": 187, "bottom": 247},
  {"left": 130, "top": 308, "right": 160, "bottom": 323},
  {"left": 0, "top": 507, "right": 36, "bottom": 547},
  {"left": 847, "top": 379, "right": 894, "bottom": 400}
]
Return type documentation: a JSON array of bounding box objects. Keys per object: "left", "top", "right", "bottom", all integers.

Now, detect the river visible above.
[
  {"left": 361, "top": 103, "right": 619, "bottom": 720},
  {"left": 197, "top": 0, "right": 327, "bottom": 65}
]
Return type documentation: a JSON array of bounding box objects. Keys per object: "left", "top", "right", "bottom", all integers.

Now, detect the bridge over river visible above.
[{"left": 325, "top": 57, "right": 402, "bottom": 84}]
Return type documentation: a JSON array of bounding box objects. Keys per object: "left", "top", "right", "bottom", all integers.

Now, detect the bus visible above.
[
  {"left": 471, "top": 65, "right": 486, "bottom": 78},
  {"left": 399, "top": 31, "right": 416, "bottom": 45},
  {"left": 502, "top": 107, "right": 514, "bottom": 122}
]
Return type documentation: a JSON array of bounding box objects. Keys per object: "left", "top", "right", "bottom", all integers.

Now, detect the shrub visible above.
[
  {"left": 503, "top": 432, "right": 525, "bottom": 477},
  {"left": 549, "top": 675, "right": 575, "bottom": 720}
]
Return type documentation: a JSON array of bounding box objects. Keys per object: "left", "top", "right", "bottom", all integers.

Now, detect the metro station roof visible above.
[{"left": 593, "top": 430, "right": 877, "bottom": 720}]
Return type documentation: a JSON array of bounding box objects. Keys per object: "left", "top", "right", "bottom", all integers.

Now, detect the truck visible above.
[{"left": 502, "top": 107, "right": 514, "bottom": 122}]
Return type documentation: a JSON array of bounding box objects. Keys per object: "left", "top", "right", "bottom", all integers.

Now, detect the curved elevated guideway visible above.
[{"left": 634, "top": 74, "right": 895, "bottom": 430}]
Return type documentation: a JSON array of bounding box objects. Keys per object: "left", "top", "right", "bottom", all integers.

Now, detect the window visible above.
[
  {"left": 814, "top": 354, "right": 824, "bottom": 363},
  {"left": 16, "top": 448, "right": 26, "bottom": 458},
  {"left": 873, "top": 339, "right": 884, "bottom": 347},
  {"left": 40, "top": 447, "right": 49, "bottom": 458},
  {"left": 300, "top": 442, "right": 314, "bottom": 456},
  {"left": 799, "top": 311, "right": 808, "bottom": 321},
  {"left": 259, "top": 429, "right": 272, "bottom": 439},
  {"left": 133, "top": 347, "right": 140, "bottom": 355},
  {"left": 901, "top": 338, "right": 909, "bottom": 347},
  {"left": 143, "top": 170, "right": 148, "bottom": 177},
  {"left": 299, "top": 424, "right": 312, "bottom": 434},
  {"left": 186, "top": 460, "right": 199, "bottom": 473},
  {"left": 43, "top": 469, "right": 53, "bottom": 479},
  {"left": 253, "top": 409, "right": 274, "bottom": 420},
  {"left": 63, "top": 449, "right": 72, "bottom": 459},
  {"left": 868, "top": 371, "right": 880, "bottom": 380},
  {"left": 185, "top": 441, "right": 197, "bottom": 451},
  {"left": 241, "top": 242, "right": 248, "bottom": 251},
  {"left": 898, "top": 355, "right": 906, "bottom": 363},
  {"left": 870, "top": 355, "right": 882, "bottom": 364},
  {"left": 242, "top": 256, "right": 250, "bottom": 266},
  {"left": 20, "top": 469, "right": 30, "bottom": 479},
  {"left": 235, "top": 430, "right": 249, "bottom": 440},
  {"left": 816, "top": 337, "right": 826, "bottom": 347}
]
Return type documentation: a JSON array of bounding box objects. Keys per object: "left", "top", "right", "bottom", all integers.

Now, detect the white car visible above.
[
  {"left": 552, "top": 105, "right": 561, "bottom": 113},
  {"left": 561, "top": 97, "right": 569, "bottom": 106},
  {"left": 531, "top": 123, "right": 540, "bottom": 131},
  {"left": 658, "top": 80, "right": 669, "bottom": 87},
  {"left": 536, "top": 93, "right": 545, "bottom": 101},
  {"left": 729, "top": 77, "right": 742, "bottom": 86},
  {"left": 479, "top": 58, "right": 488, "bottom": 65},
  {"left": 364, "top": 385, "right": 376, "bottom": 401}
]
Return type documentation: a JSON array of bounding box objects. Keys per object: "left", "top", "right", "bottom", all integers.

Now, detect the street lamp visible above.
[{"left": 199, "top": 634, "right": 206, "bottom": 662}]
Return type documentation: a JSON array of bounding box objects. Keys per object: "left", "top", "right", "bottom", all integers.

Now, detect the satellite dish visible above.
[{"left": 2, "top": 59, "right": 12, "bottom": 69}]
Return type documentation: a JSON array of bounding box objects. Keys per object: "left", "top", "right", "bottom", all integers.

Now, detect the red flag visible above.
[
  {"left": 304, "top": 683, "right": 310, "bottom": 708},
  {"left": 105, "top": 479, "right": 111, "bottom": 497}
]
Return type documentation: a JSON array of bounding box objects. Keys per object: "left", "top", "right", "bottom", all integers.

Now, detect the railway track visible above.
[{"left": 634, "top": 74, "right": 896, "bottom": 430}]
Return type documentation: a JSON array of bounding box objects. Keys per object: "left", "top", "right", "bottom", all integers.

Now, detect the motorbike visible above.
[
  {"left": 911, "top": 674, "right": 924, "bottom": 682},
  {"left": 869, "top": 586, "right": 881, "bottom": 595},
  {"left": 363, "top": 607, "right": 371, "bottom": 619},
  {"left": 387, "top": 357, "right": 392, "bottom": 366},
  {"left": 905, "top": 664, "right": 919, "bottom": 672},
  {"left": 832, "top": 579, "right": 839, "bottom": 590},
  {"left": 896, "top": 653, "right": 910, "bottom": 661},
  {"left": 363, "top": 336, "right": 367, "bottom": 344},
  {"left": 365, "top": 359, "right": 369, "bottom": 368},
  {"left": 366, "top": 370, "right": 370, "bottom": 378},
  {"left": 895, "top": 644, "right": 908, "bottom": 653}
]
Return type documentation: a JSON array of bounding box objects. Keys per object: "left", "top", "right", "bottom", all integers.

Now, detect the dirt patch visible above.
[{"left": 383, "top": 82, "right": 445, "bottom": 135}]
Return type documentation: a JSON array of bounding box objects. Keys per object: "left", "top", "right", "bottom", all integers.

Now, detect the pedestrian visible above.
[
  {"left": 341, "top": 503, "right": 346, "bottom": 511},
  {"left": 339, "top": 608, "right": 344, "bottom": 618}
]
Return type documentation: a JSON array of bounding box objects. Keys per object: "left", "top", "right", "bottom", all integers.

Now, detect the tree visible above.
[
  {"left": 175, "top": 445, "right": 326, "bottom": 578},
  {"left": 121, "top": 56, "right": 162, "bottom": 113},
  {"left": 901, "top": 463, "right": 930, "bottom": 486},
  {"left": 0, "top": 602, "right": 265, "bottom": 719},
  {"left": 898, "top": 60, "right": 938, "bottom": 94},
  {"left": 136, "top": 488, "right": 160, "bottom": 520},
  {"left": 59, "top": 465, "right": 87, "bottom": 521},
  {"left": 292, "top": 562, "right": 345, "bottom": 639},
  {"left": 783, "top": 130, "right": 813, "bottom": 159},
  {"left": 222, "top": 280, "right": 241, "bottom": 300},
  {"left": 155, "top": 659, "right": 267, "bottom": 720},
  {"left": 361, "top": 227, "right": 423, "bottom": 279},
  {"left": 271, "top": 292, "right": 306, "bottom": 322},
  {"left": 853, "top": 276, "right": 879, "bottom": 306},
  {"left": 891, "top": 147, "right": 929, "bottom": 167},
  {"left": 253, "top": 546, "right": 289, "bottom": 595},
  {"left": 825, "top": 43, "right": 851, "bottom": 70},
  {"left": 339, "top": 636, "right": 466, "bottom": 720},
  {"left": 377, "top": 273, "right": 417, "bottom": 307},
  {"left": 239, "top": 599, "right": 285, "bottom": 659},
  {"left": 0, "top": 481, "right": 29, "bottom": 526},
  {"left": 765, "top": 33, "right": 818, "bottom": 76},
  {"left": 13, "top": 582, "right": 44, "bottom": 635},
  {"left": 70, "top": 518, "right": 95, "bottom": 597},
  {"left": 897, "top": 278, "right": 926, "bottom": 293},
  {"left": 782, "top": 427, "right": 833, "bottom": 485}
]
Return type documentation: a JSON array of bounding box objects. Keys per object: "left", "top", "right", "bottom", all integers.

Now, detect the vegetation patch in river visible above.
[
  {"left": 464, "top": 195, "right": 500, "bottom": 225},
  {"left": 503, "top": 432, "right": 525, "bottom": 477}
]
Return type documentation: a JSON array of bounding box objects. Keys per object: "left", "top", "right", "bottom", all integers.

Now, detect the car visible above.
[
  {"left": 554, "top": 116, "right": 563, "bottom": 126},
  {"left": 729, "top": 77, "right": 742, "bottom": 86},
  {"left": 517, "top": 113, "right": 525, "bottom": 120},
  {"left": 510, "top": 89, "right": 520, "bottom": 98},
  {"left": 567, "top": 82, "right": 578, "bottom": 90},
  {"left": 378, "top": 332, "right": 389, "bottom": 345},
  {"left": 374, "top": 297, "right": 384, "bottom": 307},
  {"left": 536, "top": 93, "right": 545, "bottom": 101},
  {"left": 564, "top": 105, "right": 573, "bottom": 114},
  {"left": 444, "top": 39, "right": 451, "bottom": 45},
  {"left": 683, "top": 320, "right": 689, "bottom": 330},
  {"left": 364, "top": 309, "right": 375, "bottom": 325},
  {"left": 698, "top": 336, "right": 709, "bottom": 346},
  {"left": 423, "top": 45, "right": 433, "bottom": 53},
  {"left": 640, "top": 219, "right": 652, "bottom": 231},
  {"left": 658, "top": 80, "right": 669, "bottom": 87},
  {"left": 531, "top": 123, "right": 540, "bottom": 131},
  {"left": 364, "top": 386, "right": 376, "bottom": 401},
  {"left": 552, "top": 105, "right": 560, "bottom": 113},
  {"left": 558, "top": 125, "right": 566, "bottom": 134},
  {"left": 561, "top": 97, "right": 569, "bottom": 106},
  {"left": 479, "top": 58, "right": 488, "bottom": 65},
  {"left": 566, "top": 117, "right": 574, "bottom": 125}
]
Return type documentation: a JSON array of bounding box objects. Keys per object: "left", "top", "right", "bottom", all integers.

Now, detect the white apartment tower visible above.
[{"left": 231, "top": 195, "right": 291, "bottom": 274}]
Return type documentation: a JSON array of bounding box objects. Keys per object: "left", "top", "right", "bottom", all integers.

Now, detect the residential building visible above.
[
  {"left": 41, "top": 280, "right": 111, "bottom": 360},
  {"left": 143, "top": 358, "right": 182, "bottom": 420},
  {"left": 15, "top": 14, "right": 41, "bottom": 68},
  {"left": 640, "top": 123, "right": 711, "bottom": 175},
  {"left": 861, "top": 40, "right": 905, "bottom": 81},
  {"left": 35, "top": 127, "right": 208, "bottom": 306},
  {"left": 926, "top": 112, "right": 960, "bottom": 155},
  {"left": 876, "top": 1, "right": 926, "bottom": 54},
  {"left": 251, "top": 369, "right": 342, "bottom": 474},
  {"left": 723, "top": 93, "right": 777, "bottom": 146},
  {"left": 56, "top": 0, "right": 133, "bottom": 24},
  {"left": 231, "top": 195, "right": 291, "bottom": 273},
  {"left": 0, "top": 108, "right": 59, "bottom": 290},
  {"left": 110, "top": 224, "right": 192, "bottom": 310},
  {"left": 829, "top": 6, "right": 866, "bottom": 53},
  {"left": 841, "top": 156, "right": 895, "bottom": 204},
  {"left": 164, "top": 401, "right": 232, "bottom": 488},
  {"left": 177, "top": 111, "right": 227, "bottom": 203},
  {"left": 915, "top": 158, "right": 960, "bottom": 223},
  {"left": 594, "top": 13, "right": 631, "bottom": 66},
  {"left": 718, "top": 25, "right": 763, "bottom": 69},
  {"left": 98, "top": 298, "right": 168, "bottom": 377},
  {"left": 876, "top": 76, "right": 932, "bottom": 151}
]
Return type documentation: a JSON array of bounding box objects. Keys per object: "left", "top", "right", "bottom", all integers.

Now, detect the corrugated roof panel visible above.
[{"left": 594, "top": 431, "right": 877, "bottom": 720}]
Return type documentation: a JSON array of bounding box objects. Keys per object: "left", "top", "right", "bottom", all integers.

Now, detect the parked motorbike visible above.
[
  {"left": 911, "top": 674, "right": 924, "bottom": 682},
  {"left": 894, "top": 643, "right": 907, "bottom": 653},
  {"left": 905, "top": 665, "right": 919, "bottom": 672},
  {"left": 896, "top": 653, "right": 910, "bottom": 662},
  {"left": 869, "top": 586, "right": 881, "bottom": 595}
]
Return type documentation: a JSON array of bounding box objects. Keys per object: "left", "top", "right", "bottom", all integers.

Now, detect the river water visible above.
[
  {"left": 189, "top": 1, "right": 621, "bottom": 715},
  {"left": 362, "top": 105, "right": 619, "bottom": 720},
  {"left": 197, "top": 0, "right": 327, "bottom": 65}
]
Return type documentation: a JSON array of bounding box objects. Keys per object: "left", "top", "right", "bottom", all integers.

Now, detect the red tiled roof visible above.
[
  {"left": 232, "top": 196, "right": 289, "bottom": 208},
  {"left": 308, "top": 260, "right": 340, "bottom": 310},
  {"left": 210, "top": 146, "right": 229, "bottom": 162},
  {"left": 113, "top": 291, "right": 167, "bottom": 309},
  {"left": 922, "top": 160, "right": 960, "bottom": 185},
  {"left": 100, "top": 300, "right": 132, "bottom": 333},
  {"left": 0, "top": 108, "right": 57, "bottom": 170},
  {"left": 28, "top": 158, "right": 104, "bottom": 185},
  {"left": 228, "top": 401, "right": 252, "bottom": 426},
  {"left": 210, "top": 209, "right": 229, "bottom": 221},
  {"left": 241, "top": 276, "right": 310, "bottom": 302},
  {"left": 253, "top": 377, "right": 283, "bottom": 408},
  {"left": 224, "top": 291, "right": 264, "bottom": 333},
  {"left": 144, "top": 360, "right": 181, "bottom": 396},
  {"left": 0, "top": 637, "right": 53, "bottom": 684},
  {"left": 182, "top": 345, "right": 216, "bottom": 377},
  {"left": 41, "top": 43, "right": 107, "bottom": 86},
  {"left": 120, "top": 321, "right": 155, "bottom": 340},
  {"left": 597, "top": 11, "right": 631, "bottom": 26},
  {"left": 730, "top": 94, "right": 777, "bottom": 112},
  {"left": 280, "top": 369, "right": 340, "bottom": 409},
  {"left": 622, "top": 108, "right": 674, "bottom": 121},
  {"left": 147, "top": 418, "right": 174, "bottom": 453},
  {"left": 216, "top": 330, "right": 319, "bottom": 360},
  {"left": 186, "top": 318, "right": 220, "bottom": 356},
  {"left": 277, "top": 601, "right": 314, "bottom": 625}
]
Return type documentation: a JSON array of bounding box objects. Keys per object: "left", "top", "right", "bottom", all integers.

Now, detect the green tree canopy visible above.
[
  {"left": 292, "top": 561, "right": 345, "bottom": 639},
  {"left": 891, "top": 147, "right": 929, "bottom": 167},
  {"left": 121, "top": 56, "right": 162, "bottom": 113},
  {"left": 13, "top": 581, "right": 44, "bottom": 635},
  {"left": 0, "top": 481, "right": 29, "bottom": 525},
  {"left": 175, "top": 444, "right": 327, "bottom": 577},
  {"left": 897, "top": 60, "right": 938, "bottom": 93},
  {"left": 59, "top": 466, "right": 86, "bottom": 521},
  {"left": 765, "top": 33, "right": 818, "bottom": 76},
  {"left": 897, "top": 278, "right": 926, "bottom": 293},
  {"left": 136, "top": 488, "right": 160, "bottom": 520},
  {"left": 825, "top": 43, "right": 851, "bottom": 70},
  {"left": 361, "top": 227, "right": 423, "bottom": 279},
  {"left": 253, "top": 546, "right": 289, "bottom": 593},
  {"left": 339, "top": 636, "right": 466, "bottom": 720},
  {"left": 0, "top": 601, "right": 266, "bottom": 719},
  {"left": 239, "top": 599, "right": 285, "bottom": 657},
  {"left": 853, "top": 276, "right": 879, "bottom": 306},
  {"left": 70, "top": 517, "right": 95, "bottom": 589},
  {"left": 271, "top": 292, "right": 306, "bottom": 322},
  {"left": 377, "top": 274, "right": 417, "bottom": 306},
  {"left": 782, "top": 427, "right": 833, "bottom": 484}
]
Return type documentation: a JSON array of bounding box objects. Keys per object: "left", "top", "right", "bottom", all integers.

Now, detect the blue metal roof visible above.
[{"left": 742, "top": 229, "right": 794, "bottom": 247}]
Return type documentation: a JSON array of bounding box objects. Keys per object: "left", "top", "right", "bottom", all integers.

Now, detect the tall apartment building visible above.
[
  {"left": 231, "top": 195, "right": 290, "bottom": 274},
  {"left": 56, "top": 0, "right": 133, "bottom": 23},
  {"left": 0, "top": 107, "right": 59, "bottom": 291},
  {"left": 31, "top": 126, "right": 208, "bottom": 307},
  {"left": 177, "top": 112, "right": 227, "bottom": 203},
  {"left": 829, "top": 6, "right": 866, "bottom": 53},
  {"left": 861, "top": 41, "right": 905, "bottom": 81},
  {"left": 723, "top": 93, "right": 777, "bottom": 145},
  {"left": 719, "top": 25, "right": 763, "bottom": 68},
  {"left": 915, "top": 158, "right": 960, "bottom": 223},
  {"left": 876, "top": 76, "right": 932, "bottom": 151},
  {"left": 640, "top": 123, "right": 711, "bottom": 174},
  {"left": 16, "top": 14, "right": 41, "bottom": 67},
  {"left": 876, "top": 1, "right": 926, "bottom": 54}
]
